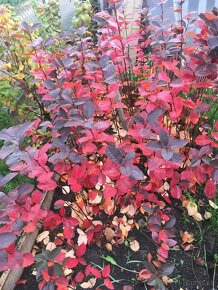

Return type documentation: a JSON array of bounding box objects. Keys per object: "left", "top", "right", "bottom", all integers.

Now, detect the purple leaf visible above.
[
  {"left": 63, "top": 58, "right": 74, "bottom": 69},
  {"left": 59, "top": 108, "right": 68, "bottom": 119},
  {"left": 162, "top": 149, "right": 173, "bottom": 161},
  {"left": 44, "top": 79, "right": 56, "bottom": 90},
  {"left": 120, "top": 165, "right": 144, "bottom": 180},
  {"left": 20, "top": 22, "right": 29, "bottom": 32},
  {"left": 0, "top": 173, "right": 18, "bottom": 188},
  {"left": 124, "top": 152, "right": 135, "bottom": 164},
  {"left": 146, "top": 141, "right": 162, "bottom": 150},
  {"left": 133, "top": 115, "right": 145, "bottom": 125},
  {"left": 168, "top": 138, "right": 188, "bottom": 148},
  {"left": 159, "top": 263, "right": 175, "bottom": 276},
  {"left": 159, "top": 129, "right": 169, "bottom": 146},
  {"left": 30, "top": 22, "right": 41, "bottom": 33},
  {"left": 99, "top": 54, "right": 110, "bottom": 68},
  {"left": 106, "top": 145, "right": 123, "bottom": 165},
  {"left": 0, "top": 233, "right": 16, "bottom": 249},
  {"left": 146, "top": 108, "right": 165, "bottom": 124},
  {"left": 82, "top": 101, "right": 95, "bottom": 119},
  {"left": 0, "top": 250, "right": 8, "bottom": 270}
]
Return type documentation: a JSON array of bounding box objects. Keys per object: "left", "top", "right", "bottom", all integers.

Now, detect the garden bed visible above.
[{"left": 14, "top": 189, "right": 217, "bottom": 290}]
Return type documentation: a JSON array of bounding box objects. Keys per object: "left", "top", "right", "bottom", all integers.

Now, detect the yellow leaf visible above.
[
  {"left": 46, "top": 242, "right": 56, "bottom": 251},
  {"left": 105, "top": 243, "right": 112, "bottom": 251},
  {"left": 14, "top": 73, "right": 25, "bottom": 79},
  {"left": 209, "top": 200, "right": 218, "bottom": 209},
  {"left": 187, "top": 202, "right": 198, "bottom": 216},
  {"left": 130, "top": 240, "right": 140, "bottom": 252},
  {"left": 43, "top": 236, "right": 50, "bottom": 245},
  {"left": 204, "top": 211, "right": 212, "bottom": 220},
  {"left": 192, "top": 212, "right": 203, "bottom": 221},
  {"left": 36, "top": 231, "right": 49, "bottom": 242},
  {"left": 80, "top": 278, "right": 97, "bottom": 289},
  {"left": 19, "top": 63, "right": 24, "bottom": 71}
]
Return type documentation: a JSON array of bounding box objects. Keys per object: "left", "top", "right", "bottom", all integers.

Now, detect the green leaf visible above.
[{"left": 103, "top": 256, "right": 118, "bottom": 266}]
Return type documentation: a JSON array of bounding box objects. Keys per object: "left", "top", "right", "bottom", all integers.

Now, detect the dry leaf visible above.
[
  {"left": 46, "top": 242, "right": 56, "bottom": 251},
  {"left": 162, "top": 276, "right": 173, "bottom": 285},
  {"left": 105, "top": 242, "right": 112, "bottom": 251},
  {"left": 130, "top": 240, "right": 140, "bottom": 252},
  {"left": 180, "top": 231, "right": 194, "bottom": 244},
  {"left": 195, "top": 257, "right": 205, "bottom": 266},
  {"left": 43, "top": 236, "right": 50, "bottom": 245},
  {"left": 187, "top": 202, "right": 198, "bottom": 216},
  {"left": 62, "top": 186, "right": 70, "bottom": 194},
  {"left": 64, "top": 268, "right": 73, "bottom": 277},
  {"left": 65, "top": 249, "right": 75, "bottom": 258},
  {"left": 36, "top": 231, "right": 49, "bottom": 243},
  {"left": 192, "top": 212, "right": 203, "bottom": 221},
  {"left": 164, "top": 182, "right": 170, "bottom": 191},
  {"left": 104, "top": 227, "right": 115, "bottom": 241},
  {"left": 204, "top": 211, "right": 212, "bottom": 219},
  {"left": 57, "top": 233, "right": 63, "bottom": 238},
  {"left": 80, "top": 278, "right": 97, "bottom": 289},
  {"left": 209, "top": 200, "right": 218, "bottom": 209},
  {"left": 77, "top": 229, "right": 88, "bottom": 245}
]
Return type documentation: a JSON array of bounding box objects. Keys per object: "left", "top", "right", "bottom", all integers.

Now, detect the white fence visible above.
[{"left": 14, "top": 0, "right": 74, "bottom": 30}]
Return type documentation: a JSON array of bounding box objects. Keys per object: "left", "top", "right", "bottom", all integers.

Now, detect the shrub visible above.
[{"left": 0, "top": 1, "right": 217, "bottom": 289}]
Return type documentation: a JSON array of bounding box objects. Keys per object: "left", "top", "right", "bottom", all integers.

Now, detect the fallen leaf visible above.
[
  {"left": 105, "top": 243, "right": 113, "bottom": 251},
  {"left": 187, "top": 202, "right": 198, "bottom": 216},
  {"left": 104, "top": 227, "right": 115, "bottom": 241},
  {"left": 130, "top": 240, "right": 140, "bottom": 252},
  {"left": 46, "top": 242, "right": 56, "bottom": 251},
  {"left": 195, "top": 257, "right": 205, "bottom": 266},
  {"left": 80, "top": 278, "right": 97, "bottom": 289},
  {"left": 180, "top": 231, "right": 194, "bottom": 244},
  {"left": 62, "top": 186, "right": 70, "bottom": 194},
  {"left": 43, "top": 236, "right": 50, "bottom": 245},
  {"left": 77, "top": 229, "right": 88, "bottom": 245},
  {"left": 162, "top": 275, "right": 174, "bottom": 285},
  {"left": 204, "top": 211, "right": 212, "bottom": 220},
  {"left": 192, "top": 212, "right": 203, "bottom": 221},
  {"left": 209, "top": 200, "right": 218, "bottom": 209},
  {"left": 36, "top": 231, "right": 49, "bottom": 243}
]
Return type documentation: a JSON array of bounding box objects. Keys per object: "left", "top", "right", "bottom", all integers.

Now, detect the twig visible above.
[{"left": 213, "top": 261, "right": 217, "bottom": 290}]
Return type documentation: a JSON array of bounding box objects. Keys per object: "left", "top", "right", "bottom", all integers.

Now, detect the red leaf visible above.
[
  {"left": 22, "top": 253, "right": 34, "bottom": 267},
  {"left": 31, "top": 190, "right": 43, "bottom": 204},
  {"left": 102, "top": 264, "right": 110, "bottom": 278},
  {"left": 159, "top": 230, "right": 168, "bottom": 242},
  {"left": 91, "top": 267, "right": 102, "bottom": 278},
  {"left": 65, "top": 258, "right": 79, "bottom": 268},
  {"left": 24, "top": 222, "right": 36, "bottom": 233},
  {"left": 76, "top": 243, "right": 86, "bottom": 257},
  {"left": 75, "top": 271, "right": 85, "bottom": 283},
  {"left": 85, "top": 265, "right": 91, "bottom": 276},
  {"left": 103, "top": 186, "right": 117, "bottom": 199},
  {"left": 205, "top": 179, "right": 216, "bottom": 199},
  {"left": 104, "top": 278, "right": 114, "bottom": 290},
  {"left": 171, "top": 186, "right": 182, "bottom": 199},
  {"left": 195, "top": 135, "right": 211, "bottom": 146},
  {"left": 170, "top": 97, "right": 183, "bottom": 118}
]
